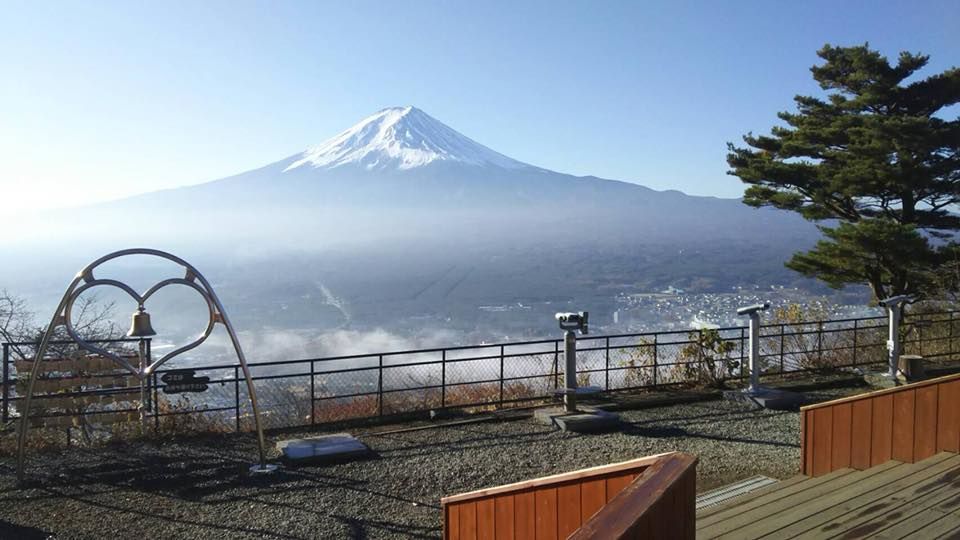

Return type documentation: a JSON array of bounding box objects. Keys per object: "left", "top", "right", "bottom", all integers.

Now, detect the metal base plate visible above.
[
  {"left": 534, "top": 406, "right": 620, "bottom": 433},
  {"left": 276, "top": 433, "right": 372, "bottom": 464},
  {"left": 249, "top": 463, "right": 280, "bottom": 474},
  {"left": 723, "top": 387, "right": 806, "bottom": 410},
  {"left": 863, "top": 371, "right": 907, "bottom": 389}
]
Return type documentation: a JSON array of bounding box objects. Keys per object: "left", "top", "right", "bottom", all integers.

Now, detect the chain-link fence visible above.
[{"left": 4, "top": 311, "right": 960, "bottom": 435}]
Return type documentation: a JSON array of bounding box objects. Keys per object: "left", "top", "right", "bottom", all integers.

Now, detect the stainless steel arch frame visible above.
[{"left": 16, "top": 248, "right": 270, "bottom": 483}]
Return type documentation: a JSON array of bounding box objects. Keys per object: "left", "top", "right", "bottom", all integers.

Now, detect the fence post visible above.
[
  {"left": 779, "top": 324, "right": 785, "bottom": 373},
  {"left": 947, "top": 311, "right": 954, "bottom": 360},
  {"left": 441, "top": 350, "right": 446, "bottom": 408},
  {"left": 499, "top": 345, "right": 505, "bottom": 406},
  {"left": 918, "top": 321, "right": 924, "bottom": 356},
  {"left": 234, "top": 365, "right": 241, "bottom": 432},
  {"left": 652, "top": 335, "right": 658, "bottom": 387},
  {"left": 377, "top": 355, "right": 384, "bottom": 417},
  {"left": 852, "top": 319, "right": 858, "bottom": 367},
  {"left": 695, "top": 329, "right": 705, "bottom": 381},
  {"left": 605, "top": 337, "right": 610, "bottom": 391},
  {"left": 817, "top": 322, "right": 824, "bottom": 365},
  {"left": 310, "top": 360, "right": 315, "bottom": 425},
  {"left": 153, "top": 372, "right": 160, "bottom": 433},
  {"left": 740, "top": 327, "right": 746, "bottom": 381},
  {"left": 2, "top": 343, "right": 8, "bottom": 423},
  {"left": 554, "top": 341, "right": 560, "bottom": 390}
]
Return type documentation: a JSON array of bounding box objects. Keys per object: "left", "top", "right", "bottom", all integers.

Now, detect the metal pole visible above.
[
  {"left": 2, "top": 343, "right": 8, "bottom": 423},
  {"left": 739, "top": 326, "right": 753, "bottom": 386},
  {"left": 749, "top": 313, "right": 761, "bottom": 393},
  {"left": 153, "top": 372, "right": 160, "bottom": 433},
  {"left": 138, "top": 339, "right": 148, "bottom": 430},
  {"left": 441, "top": 350, "right": 446, "bottom": 408},
  {"left": 309, "top": 360, "right": 315, "bottom": 425},
  {"left": 563, "top": 330, "right": 577, "bottom": 413},
  {"left": 780, "top": 324, "right": 785, "bottom": 373},
  {"left": 605, "top": 337, "right": 610, "bottom": 391},
  {"left": 377, "top": 354, "right": 383, "bottom": 416},
  {"left": 817, "top": 322, "right": 824, "bottom": 365},
  {"left": 499, "top": 345, "right": 505, "bottom": 407},
  {"left": 553, "top": 341, "right": 559, "bottom": 390},
  {"left": 950, "top": 312, "right": 955, "bottom": 360},
  {"left": 234, "top": 366, "right": 240, "bottom": 432},
  {"left": 652, "top": 334, "right": 658, "bottom": 387},
  {"left": 698, "top": 329, "right": 705, "bottom": 380},
  {"left": 888, "top": 305, "right": 901, "bottom": 378},
  {"left": 852, "top": 319, "right": 858, "bottom": 367},
  {"left": 918, "top": 320, "right": 924, "bottom": 356}
]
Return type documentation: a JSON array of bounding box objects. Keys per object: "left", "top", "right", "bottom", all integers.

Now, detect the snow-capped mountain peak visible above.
[{"left": 285, "top": 106, "right": 531, "bottom": 172}]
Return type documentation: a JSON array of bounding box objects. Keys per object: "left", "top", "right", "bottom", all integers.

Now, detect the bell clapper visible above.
[{"left": 127, "top": 305, "right": 157, "bottom": 430}]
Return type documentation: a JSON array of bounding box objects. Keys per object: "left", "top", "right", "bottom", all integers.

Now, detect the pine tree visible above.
[{"left": 727, "top": 44, "right": 960, "bottom": 301}]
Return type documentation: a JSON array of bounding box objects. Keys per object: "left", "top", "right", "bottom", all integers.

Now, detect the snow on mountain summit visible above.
[{"left": 285, "top": 106, "right": 531, "bottom": 172}]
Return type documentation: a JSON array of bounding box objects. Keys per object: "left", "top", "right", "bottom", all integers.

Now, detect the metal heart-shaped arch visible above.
[
  {"left": 63, "top": 276, "right": 216, "bottom": 377},
  {"left": 17, "top": 248, "right": 270, "bottom": 485}
]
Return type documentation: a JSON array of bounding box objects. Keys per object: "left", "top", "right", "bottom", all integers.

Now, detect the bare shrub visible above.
[
  {"left": 769, "top": 303, "right": 861, "bottom": 372},
  {"left": 619, "top": 338, "right": 656, "bottom": 388},
  {"left": 668, "top": 329, "right": 739, "bottom": 388}
]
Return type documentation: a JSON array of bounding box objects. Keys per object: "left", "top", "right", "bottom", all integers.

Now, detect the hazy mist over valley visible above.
[{"left": 4, "top": 106, "right": 875, "bottom": 365}]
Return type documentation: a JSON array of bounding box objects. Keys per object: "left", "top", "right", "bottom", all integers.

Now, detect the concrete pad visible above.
[
  {"left": 551, "top": 385, "right": 604, "bottom": 396},
  {"left": 534, "top": 406, "right": 567, "bottom": 426},
  {"left": 534, "top": 406, "right": 620, "bottom": 433},
  {"left": 554, "top": 411, "right": 620, "bottom": 433},
  {"left": 723, "top": 388, "right": 807, "bottom": 410},
  {"left": 276, "top": 433, "right": 372, "bottom": 465},
  {"left": 863, "top": 371, "right": 906, "bottom": 389}
]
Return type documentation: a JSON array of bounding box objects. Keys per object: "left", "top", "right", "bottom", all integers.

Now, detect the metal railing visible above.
[{"left": 3, "top": 310, "right": 958, "bottom": 433}]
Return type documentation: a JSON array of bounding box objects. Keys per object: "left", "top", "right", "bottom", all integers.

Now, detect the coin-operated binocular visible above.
[
  {"left": 878, "top": 295, "right": 915, "bottom": 379},
  {"left": 737, "top": 302, "right": 770, "bottom": 393},
  {"left": 556, "top": 311, "right": 589, "bottom": 334},
  {"left": 555, "top": 311, "right": 589, "bottom": 412}
]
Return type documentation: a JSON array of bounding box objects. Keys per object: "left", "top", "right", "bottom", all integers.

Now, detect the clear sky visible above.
[{"left": 1, "top": 0, "right": 957, "bottom": 213}]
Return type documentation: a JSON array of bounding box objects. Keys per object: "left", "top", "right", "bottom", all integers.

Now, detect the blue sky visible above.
[{"left": 1, "top": 0, "right": 957, "bottom": 212}]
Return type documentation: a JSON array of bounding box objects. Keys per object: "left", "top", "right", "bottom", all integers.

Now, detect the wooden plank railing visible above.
[
  {"left": 801, "top": 372, "right": 960, "bottom": 477},
  {"left": 441, "top": 452, "right": 696, "bottom": 539},
  {"left": 571, "top": 452, "right": 697, "bottom": 540}
]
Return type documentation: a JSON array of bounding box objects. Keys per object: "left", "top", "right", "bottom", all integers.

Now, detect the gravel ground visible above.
[{"left": 0, "top": 388, "right": 859, "bottom": 539}]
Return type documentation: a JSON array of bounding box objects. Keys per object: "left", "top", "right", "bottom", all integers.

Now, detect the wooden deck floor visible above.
[{"left": 697, "top": 452, "right": 960, "bottom": 539}]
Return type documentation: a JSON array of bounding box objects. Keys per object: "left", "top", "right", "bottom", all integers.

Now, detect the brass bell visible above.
[{"left": 127, "top": 306, "right": 157, "bottom": 337}]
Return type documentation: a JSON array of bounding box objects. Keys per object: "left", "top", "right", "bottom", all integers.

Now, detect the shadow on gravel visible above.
[
  {"left": 368, "top": 423, "right": 558, "bottom": 459},
  {"left": 0, "top": 447, "right": 445, "bottom": 538},
  {"left": 616, "top": 405, "right": 800, "bottom": 448},
  {"left": 333, "top": 514, "right": 438, "bottom": 539},
  {"left": 3, "top": 453, "right": 301, "bottom": 501},
  {"left": 0, "top": 519, "right": 51, "bottom": 539}
]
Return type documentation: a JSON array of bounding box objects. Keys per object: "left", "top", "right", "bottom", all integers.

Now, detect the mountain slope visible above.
[{"left": 13, "top": 106, "right": 816, "bottom": 269}]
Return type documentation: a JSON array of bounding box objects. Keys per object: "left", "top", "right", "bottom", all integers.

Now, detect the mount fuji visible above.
[
  {"left": 285, "top": 106, "right": 531, "bottom": 172},
  {"left": 74, "top": 105, "right": 807, "bottom": 246},
  {"left": 8, "top": 107, "right": 821, "bottom": 329}
]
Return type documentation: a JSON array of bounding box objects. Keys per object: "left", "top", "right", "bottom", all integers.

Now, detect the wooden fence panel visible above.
[
  {"left": 831, "top": 402, "right": 852, "bottom": 470},
  {"left": 938, "top": 380, "right": 960, "bottom": 453},
  {"left": 915, "top": 385, "right": 938, "bottom": 460},
  {"left": 891, "top": 389, "right": 915, "bottom": 462},
  {"left": 849, "top": 399, "right": 872, "bottom": 469},
  {"left": 441, "top": 454, "right": 669, "bottom": 540},
  {"left": 570, "top": 453, "right": 697, "bottom": 540},
  {"left": 801, "top": 372, "right": 960, "bottom": 476}
]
